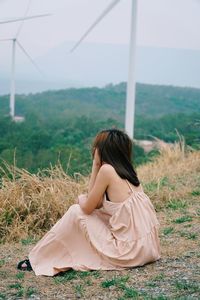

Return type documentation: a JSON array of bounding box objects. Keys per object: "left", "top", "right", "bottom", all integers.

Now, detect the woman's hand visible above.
[
  {"left": 93, "top": 148, "right": 101, "bottom": 169},
  {"left": 77, "top": 194, "right": 87, "bottom": 207},
  {"left": 88, "top": 148, "right": 101, "bottom": 193}
]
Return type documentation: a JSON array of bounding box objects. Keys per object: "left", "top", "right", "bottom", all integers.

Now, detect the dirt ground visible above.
[{"left": 0, "top": 202, "right": 199, "bottom": 300}]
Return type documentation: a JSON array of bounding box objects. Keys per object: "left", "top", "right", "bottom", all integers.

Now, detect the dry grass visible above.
[
  {"left": 138, "top": 138, "right": 200, "bottom": 209},
  {"left": 0, "top": 162, "right": 88, "bottom": 242},
  {"left": 0, "top": 139, "right": 199, "bottom": 243}
]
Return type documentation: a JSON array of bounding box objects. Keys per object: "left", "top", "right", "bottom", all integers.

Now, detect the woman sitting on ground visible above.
[{"left": 17, "top": 128, "right": 161, "bottom": 276}]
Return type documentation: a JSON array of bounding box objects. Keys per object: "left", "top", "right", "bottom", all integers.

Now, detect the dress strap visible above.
[{"left": 125, "top": 179, "right": 134, "bottom": 193}]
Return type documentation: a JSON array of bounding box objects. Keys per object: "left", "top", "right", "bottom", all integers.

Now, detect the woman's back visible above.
[{"left": 101, "top": 163, "right": 143, "bottom": 204}]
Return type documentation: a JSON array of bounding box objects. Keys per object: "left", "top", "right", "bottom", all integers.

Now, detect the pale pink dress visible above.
[{"left": 29, "top": 181, "right": 161, "bottom": 276}]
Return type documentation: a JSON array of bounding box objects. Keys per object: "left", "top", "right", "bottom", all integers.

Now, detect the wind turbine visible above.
[
  {"left": 0, "top": 14, "right": 51, "bottom": 25},
  {"left": 70, "top": 0, "right": 138, "bottom": 139},
  {"left": 0, "top": 37, "right": 44, "bottom": 120},
  {"left": 0, "top": 14, "right": 50, "bottom": 121}
]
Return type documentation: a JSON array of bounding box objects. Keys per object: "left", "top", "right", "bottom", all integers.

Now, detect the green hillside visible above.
[
  {"left": 1, "top": 83, "right": 200, "bottom": 122},
  {"left": 0, "top": 82, "right": 199, "bottom": 174}
]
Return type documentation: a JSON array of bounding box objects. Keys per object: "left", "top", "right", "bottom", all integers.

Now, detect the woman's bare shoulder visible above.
[
  {"left": 100, "top": 163, "right": 115, "bottom": 171},
  {"left": 99, "top": 163, "right": 116, "bottom": 177}
]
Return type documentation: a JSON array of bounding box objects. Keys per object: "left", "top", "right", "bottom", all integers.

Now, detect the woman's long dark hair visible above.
[{"left": 92, "top": 129, "right": 140, "bottom": 186}]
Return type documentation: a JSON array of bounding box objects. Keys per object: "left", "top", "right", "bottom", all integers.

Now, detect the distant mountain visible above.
[
  {"left": 0, "top": 42, "right": 200, "bottom": 94},
  {"left": 0, "top": 78, "right": 82, "bottom": 95}
]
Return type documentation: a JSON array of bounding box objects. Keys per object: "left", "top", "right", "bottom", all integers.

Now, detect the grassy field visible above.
[{"left": 0, "top": 140, "right": 200, "bottom": 299}]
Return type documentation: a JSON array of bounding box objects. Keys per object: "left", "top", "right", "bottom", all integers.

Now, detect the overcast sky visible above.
[{"left": 0, "top": 0, "right": 200, "bottom": 60}]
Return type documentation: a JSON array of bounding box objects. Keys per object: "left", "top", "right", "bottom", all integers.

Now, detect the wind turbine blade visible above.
[
  {"left": 70, "top": 0, "right": 121, "bottom": 53},
  {"left": 0, "top": 38, "right": 12, "bottom": 42},
  {"left": 15, "top": 0, "right": 32, "bottom": 38},
  {"left": 0, "top": 14, "right": 52, "bottom": 25},
  {"left": 16, "top": 40, "right": 44, "bottom": 76}
]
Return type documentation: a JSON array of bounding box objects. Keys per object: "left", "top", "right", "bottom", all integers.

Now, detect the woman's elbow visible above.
[
  {"left": 78, "top": 194, "right": 99, "bottom": 215},
  {"left": 81, "top": 207, "right": 93, "bottom": 215},
  {"left": 79, "top": 203, "right": 93, "bottom": 215},
  {"left": 78, "top": 195, "right": 91, "bottom": 214}
]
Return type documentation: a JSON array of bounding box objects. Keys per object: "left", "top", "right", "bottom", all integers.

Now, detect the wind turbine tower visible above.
[
  {"left": 71, "top": 0, "right": 138, "bottom": 139},
  {"left": 0, "top": 13, "right": 50, "bottom": 121},
  {"left": 10, "top": 38, "right": 16, "bottom": 119}
]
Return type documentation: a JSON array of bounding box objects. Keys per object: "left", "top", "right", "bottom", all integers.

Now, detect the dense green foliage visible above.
[{"left": 0, "top": 82, "right": 199, "bottom": 175}]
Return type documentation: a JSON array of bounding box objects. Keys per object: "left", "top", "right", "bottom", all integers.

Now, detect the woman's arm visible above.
[
  {"left": 88, "top": 159, "right": 101, "bottom": 192},
  {"left": 79, "top": 164, "right": 112, "bottom": 215},
  {"left": 78, "top": 149, "right": 100, "bottom": 209}
]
